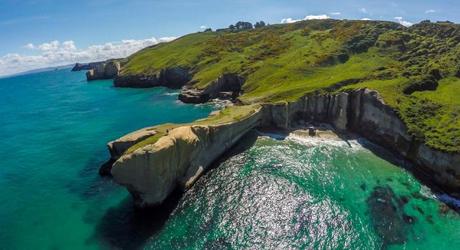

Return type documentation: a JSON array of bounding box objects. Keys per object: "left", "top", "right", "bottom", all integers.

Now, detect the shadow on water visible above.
[
  {"left": 88, "top": 130, "right": 259, "bottom": 249},
  {"left": 66, "top": 152, "right": 119, "bottom": 201},
  {"left": 88, "top": 189, "right": 182, "bottom": 249}
]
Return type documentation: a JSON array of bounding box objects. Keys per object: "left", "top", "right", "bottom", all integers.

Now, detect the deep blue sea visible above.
[{"left": 0, "top": 69, "right": 459, "bottom": 249}]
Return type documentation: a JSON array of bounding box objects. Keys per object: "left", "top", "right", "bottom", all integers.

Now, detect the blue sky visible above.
[{"left": 0, "top": 0, "right": 459, "bottom": 76}]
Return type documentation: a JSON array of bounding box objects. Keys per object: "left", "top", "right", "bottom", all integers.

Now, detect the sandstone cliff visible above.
[
  {"left": 263, "top": 89, "right": 460, "bottom": 191},
  {"left": 105, "top": 88, "right": 460, "bottom": 207},
  {"left": 86, "top": 61, "right": 121, "bottom": 81},
  {"left": 110, "top": 107, "right": 263, "bottom": 206}
]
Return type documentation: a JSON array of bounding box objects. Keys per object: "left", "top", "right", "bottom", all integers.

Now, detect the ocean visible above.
[{"left": 0, "top": 69, "right": 459, "bottom": 249}]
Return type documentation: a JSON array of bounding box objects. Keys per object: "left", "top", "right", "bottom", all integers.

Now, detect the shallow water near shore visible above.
[
  {"left": 1, "top": 69, "right": 459, "bottom": 249},
  {"left": 145, "top": 132, "right": 460, "bottom": 249}
]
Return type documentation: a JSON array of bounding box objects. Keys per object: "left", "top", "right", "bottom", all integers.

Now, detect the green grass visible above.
[
  {"left": 119, "top": 19, "right": 460, "bottom": 152},
  {"left": 125, "top": 105, "right": 261, "bottom": 154},
  {"left": 124, "top": 123, "right": 179, "bottom": 155}
]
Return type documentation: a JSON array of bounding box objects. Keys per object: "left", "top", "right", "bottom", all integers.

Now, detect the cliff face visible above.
[
  {"left": 110, "top": 107, "right": 264, "bottom": 206},
  {"left": 264, "top": 89, "right": 460, "bottom": 191},
  {"left": 86, "top": 61, "right": 121, "bottom": 81},
  {"left": 179, "top": 73, "right": 244, "bottom": 103},
  {"left": 107, "top": 88, "right": 460, "bottom": 207},
  {"left": 113, "top": 67, "right": 191, "bottom": 89}
]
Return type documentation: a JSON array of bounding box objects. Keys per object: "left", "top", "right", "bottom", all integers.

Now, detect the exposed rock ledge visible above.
[
  {"left": 105, "top": 88, "right": 460, "bottom": 207},
  {"left": 113, "top": 67, "right": 191, "bottom": 89},
  {"left": 178, "top": 73, "right": 244, "bottom": 103}
]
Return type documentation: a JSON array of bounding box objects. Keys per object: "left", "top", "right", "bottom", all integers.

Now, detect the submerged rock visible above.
[{"left": 367, "top": 186, "right": 407, "bottom": 247}]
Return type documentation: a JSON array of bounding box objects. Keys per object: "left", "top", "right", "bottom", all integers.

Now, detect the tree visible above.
[
  {"left": 255, "top": 21, "right": 266, "bottom": 28},
  {"left": 235, "top": 21, "right": 253, "bottom": 30}
]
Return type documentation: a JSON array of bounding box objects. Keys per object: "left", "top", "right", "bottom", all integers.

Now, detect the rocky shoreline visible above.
[{"left": 102, "top": 88, "right": 460, "bottom": 207}]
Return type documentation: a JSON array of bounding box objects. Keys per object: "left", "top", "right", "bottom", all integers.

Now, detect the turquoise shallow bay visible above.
[{"left": 0, "top": 69, "right": 459, "bottom": 249}]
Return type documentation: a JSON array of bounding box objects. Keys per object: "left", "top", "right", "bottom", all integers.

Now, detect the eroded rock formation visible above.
[
  {"left": 105, "top": 88, "right": 460, "bottom": 207},
  {"left": 178, "top": 73, "right": 244, "bottom": 103},
  {"left": 111, "top": 107, "right": 263, "bottom": 206},
  {"left": 86, "top": 61, "right": 121, "bottom": 81}
]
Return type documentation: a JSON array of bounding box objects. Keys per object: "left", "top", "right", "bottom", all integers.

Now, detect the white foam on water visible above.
[
  {"left": 163, "top": 92, "right": 179, "bottom": 96},
  {"left": 258, "top": 130, "right": 363, "bottom": 151}
]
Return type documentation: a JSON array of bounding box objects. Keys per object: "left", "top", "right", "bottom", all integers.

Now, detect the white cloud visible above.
[
  {"left": 425, "top": 9, "right": 436, "bottom": 14},
  {"left": 0, "top": 36, "right": 176, "bottom": 76},
  {"left": 281, "top": 17, "right": 301, "bottom": 24},
  {"left": 24, "top": 43, "right": 35, "bottom": 49},
  {"left": 360, "top": 8, "right": 368, "bottom": 14},
  {"left": 305, "top": 14, "right": 330, "bottom": 20},
  {"left": 330, "top": 12, "right": 341, "bottom": 16},
  {"left": 361, "top": 18, "right": 372, "bottom": 21},
  {"left": 281, "top": 14, "right": 330, "bottom": 24},
  {"left": 394, "top": 17, "right": 413, "bottom": 27},
  {"left": 200, "top": 25, "right": 207, "bottom": 29}
]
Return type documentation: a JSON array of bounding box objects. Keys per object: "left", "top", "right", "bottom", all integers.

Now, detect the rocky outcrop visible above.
[
  {"left": 113, "top": 67, "right": 191, "bottom": 89},
  {"left": 178, "top": 73, "right": 244, "bottom": 103},
  {"left": 99, "top": 126, "right": 158, "bottom": 176},
  {"left": 106, "top": 88, "right": 460, "bottom": 207},
  {"left": 111, "top": 107, "right": 263, "bottom": 206},
  {"left": 71, "top": 61, "right": 104, "bottom": 71},
  {"left": 86, "top": 61, "right": 121, "bottom": 81}
]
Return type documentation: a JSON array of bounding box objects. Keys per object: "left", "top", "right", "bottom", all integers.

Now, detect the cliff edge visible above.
[{"left": 105, "top": 89, "right": 460, "bottom": 207}]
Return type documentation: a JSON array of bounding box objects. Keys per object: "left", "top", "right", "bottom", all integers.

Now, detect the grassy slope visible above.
[{"left": 121, "top": 19, "right": 460, "bottom": 153}]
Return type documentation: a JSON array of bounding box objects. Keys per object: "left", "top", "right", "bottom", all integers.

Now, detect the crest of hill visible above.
[{"left": 120, "top": 19, "right": 460, "bottom": 152}]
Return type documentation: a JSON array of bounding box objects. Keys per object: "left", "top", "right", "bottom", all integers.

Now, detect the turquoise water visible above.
[
  {"left": 145, "top": 134, "right": 460, "bottom": 249},
  {"left": 1, "top": 69, "right": 459, "bottom": 249},
  {"left": 0, "top": 69, "right": 213, "bottom": 249}
]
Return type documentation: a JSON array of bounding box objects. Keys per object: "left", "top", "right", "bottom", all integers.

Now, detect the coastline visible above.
[{"left": 104, "top": 88, "right": 460, "bottom": 208}]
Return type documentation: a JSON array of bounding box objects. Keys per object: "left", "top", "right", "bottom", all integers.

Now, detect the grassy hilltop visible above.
[{"left": 119, "top": 19, "right": 460, "bottom": 152}]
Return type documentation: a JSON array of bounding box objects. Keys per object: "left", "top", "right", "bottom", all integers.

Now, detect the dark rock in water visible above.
[
  {"left": 367, "top": 186, "right": 407, "bottom": 247},
  {"left": 398, "top": 195, "right": 410, "bottom": 208},
  {"left": 99, "top": 159, "right": 115, "bottom": 176},
  {"left": 178, "top": 87, "right": 209, "bottom": 103},
  {"left": 439, "top": 203, "right": 451, "bottom": 215},
  {"left": 425, "top": 215, "right": 434, "bottom": 224},
  {"left": 360, "top": 183, "right": 367, "bottom": 191},
  {"left": 402, "top": 214, "right": 417, "bottom": 224},
  {"left": 414, "top": 205, "right": 425, "bottom": 215},
  {"left": 308, "top": 126, "right": 316, "bottom": 136}
]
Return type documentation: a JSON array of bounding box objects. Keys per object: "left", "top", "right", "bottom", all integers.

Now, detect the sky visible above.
[{"left": 0, "top": 0, "right": 459, "bottom": 76}]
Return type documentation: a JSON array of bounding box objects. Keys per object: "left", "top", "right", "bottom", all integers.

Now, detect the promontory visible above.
[{"left": 89, "top": 19, "right": 460, "bottom": 207}]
